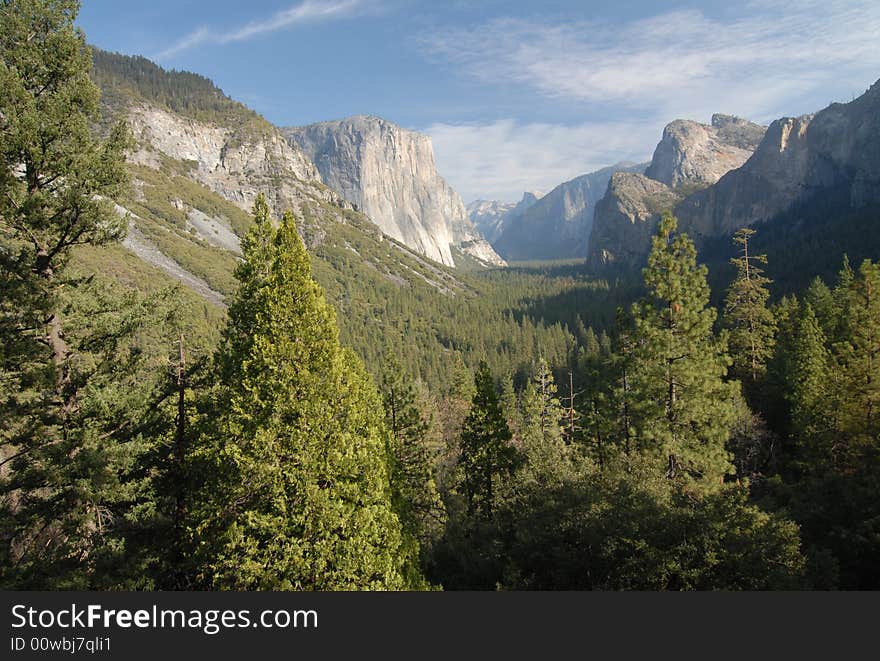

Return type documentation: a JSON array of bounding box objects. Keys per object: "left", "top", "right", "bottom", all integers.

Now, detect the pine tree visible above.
[
  {"left": 192, "top": 199, "right": 410, "bottom": 590},
  {"left": 629, "top": 213, "right": 738, "bottom": 492},
  {"left": 499, "top": 372, "right": 520, "bottom": 442},
  {"left": 787, "top": 303, "right": 831, "bottom": 454},
  {"left": 829, "top": 260, "right": 880, "bottom": 457},
  {"left": 459, "top": 361, "right": 520, "bottom": 517},
  {"left": 434, "top": 352, "right": 474, "bottom": 498},
  {"left": 601, "top": 307, "right": 638, "bottom": 464},
  {"left": 380, "top": 354, "right": 445, "bottom": 554},
  {"left": 518, "top": 359, "right": 573, "bottom": 485},
  {"left": 723, "top": 228, "right": 776, "bottom": 386},
  {"left": 0, "top": 0, "right": 149, "bottom": 588},
  {"left": 804, "top": 277, "right": 838, "bottom": 341}
]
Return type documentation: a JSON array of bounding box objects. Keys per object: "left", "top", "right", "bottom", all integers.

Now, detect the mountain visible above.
[
  {"left": 588, "top": 172, "right": 683, "bottom": 267},
  {"left": 467, "top": 192, "right": 542, "bottom": 244},
  {"left": 93, "top": 51, "right": 346, "bottom": 240},
  {"left": 588, "top": 114, "right": 766, "bottom": 268},
  {"left": 589, "top": 81, "right": 880, "bottom": 271},
  {"left": 88, "top": 51, "right": 587, "bottom": 393},
  {"left": 675, "top": 81, "right": 880, "bottom": 240},
  {"left": 493, "top": 163, "right": 647, "bottom": 261},
  {"left": 284, "top": 116, "right": 506, "bottom": 268},
  {"left": 88, "top": 51, "right": 470, "bottom": 331},
  {"left": 644, "top": 114, "right": 766, "bottom": 189}
]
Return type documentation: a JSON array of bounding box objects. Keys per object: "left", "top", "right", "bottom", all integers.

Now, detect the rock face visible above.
[
  {"left": 645, "top": 114, "right": 766, "bottom": 189},
  {"left": 588, "top": 114, "right": 766, "bottom": 268},
  {"left": 493, "top": 163, "right": 646, "bottom": 261},
  {"left": 467, "top": 192, "right": 541, "bottom": 244},
  {"left": 90, "top": 49, "right": 471, "bottom": 315},
  {"left": 126, "top": 104, "right": 345, "bottom": 229},
  {"left": 676, "top": 80, "right": 880, "bottom": 239},
  {"left": 588, "top": 173, "right": 683, "bottom": 267},
  {"left": 467, "top": 199, "right": 515, "bottom": 244},
  {"left": 590, "top": 82, "right": 880, "bottom": 270},
  {"left": 285, "top": 116, "right": 506, "bottom": 268}
]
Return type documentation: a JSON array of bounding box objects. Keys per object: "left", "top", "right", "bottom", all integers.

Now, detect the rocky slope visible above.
[
  {"left": 588, "top": 114, "right": 766, "bottom": 268},
  {"left": 644, "top": 114, "right": 765, "bottom": 189},
  {"left": 285, "top": 116, "right": 505, "bottom": 268},
  {"left": 125, "top": 104, "right": 346, "bottom": 229},
  {"left": 590, "top": 81, "right": 880, "bottom": 270},
  {"left": 675, "top": 80, "right": 880, "bottom": 240},
  {"left": 90, "top": 50, "right": 468, "bottom": 312},
  {"left": 588, "top": 172, "right": 683, "bottom": 267},
  {"left": 493, "top": 163, "right": 645, "bottom": 261}
]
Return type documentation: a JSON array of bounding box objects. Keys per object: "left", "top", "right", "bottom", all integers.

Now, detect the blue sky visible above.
[{"left": 77, "top": 0, "right": 880, "bottom": 202}]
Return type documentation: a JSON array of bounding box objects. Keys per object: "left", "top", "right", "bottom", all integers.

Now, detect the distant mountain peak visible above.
[{"left": 482, "top": 162, "right": 646, "bottom": 261}]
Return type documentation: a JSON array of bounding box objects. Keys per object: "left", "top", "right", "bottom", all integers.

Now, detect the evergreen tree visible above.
[
  {"left": 769, "top": 260, "right": 880, "bottom": 588},
  {"left": 434, "top": 352, "right": 475, "bottom": 498},
  {"left": 380, "top": 355, "right": 445, "bottom": 556},
  {"left": 786, "top": 303, "right": 832, "bottom": 463},
  {"left": 496, "top": 478, "right": 806, "bottom": 590},
  {"left": 518, "top": 359, "right": 573, "bottom": 485},
  {"left": 804, "top": 277, "right": 839, "bottom": 342},
  {"left": 0, "top": 0, "right": 145, "bottom": 588},
  {"left": 629, "top": 213, "right": 738, "bottom": 492},
  {"left": 828, "top": 260, "right": 880, "bottom": 459},
  {"left": 191, "top": 198, "right": 410, "bottom": 590},
  {"left": 723, "top": 228, "right": 776, "bottom": 386},
  {"left": 499, "top": 372, "right": 520, "bottom": 443},
  {"left": 762, "top": 294, "right": 802, "bottom": 431},
  {"left": 603, "top": 307, "right": 638, "bottom": 463},
  {"left": 458, "top": 361, "right": 520, "bottom": 517}
]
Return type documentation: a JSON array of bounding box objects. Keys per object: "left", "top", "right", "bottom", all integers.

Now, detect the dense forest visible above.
[{"left": 1, "top": 0, "right": 879, "bottom": 591}]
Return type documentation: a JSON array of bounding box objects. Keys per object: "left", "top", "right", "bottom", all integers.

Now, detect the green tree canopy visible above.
[
  {"left": 380, "top": 354, "right": 446, "bottom": 565},
  {"left": 191, "top": 196, "right": 411, "bottom": 590},
  {"left": 0, "top": 0, "right": 147, "bottom": 589},
  {"left": 459, "top": 361, "right": 520, "bottom": 517},
  {"left": 628, "top": 213, "right": 738, "bottom": 492}
]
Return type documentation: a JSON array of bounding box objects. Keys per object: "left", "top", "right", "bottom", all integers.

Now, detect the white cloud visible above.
[
  {"left": 156, "top": 0, "right": 366, "bottom": 60},
  {"left": 425, "top": 119, "right": 658, "bottom": 203},
  {"left": 421, "top": 1, "right": 880, "bottom": 121},
  {"left": 420, "top": 0, "right": 880, "bottom": 200}
]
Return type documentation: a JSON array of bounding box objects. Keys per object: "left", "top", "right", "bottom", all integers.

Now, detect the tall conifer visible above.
[
  {"left": 723, "top": 228, "right": 776, "bottom": 386},
  {"left": 380, "top": 355, "right": 445, "bottom": 555},
  {"left": 830, "top": 260, "right": 880, "bottom": 457},
  {"left": 787, "top": 303, "right": 831, "bottom": 453},
  {"left": 193, "top": 199, "right": 409, "bottom": 590},
  {"left": 0, "top": 0, "right": 148, "bottom": 588},
  {"left": 459, "top": 361, "right": 519, "bottom": 517},
  {"left": 519, "top": 359, "right": 572, "bottom": 484},
  {"left": 629, "top": 213, "right": 738, "bottom": 492}
]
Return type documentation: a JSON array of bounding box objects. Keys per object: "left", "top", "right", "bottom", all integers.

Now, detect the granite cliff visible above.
[
  {"left": 675, "top": 81, "right": 880, "bottom": 240},
  {"left": 590, "top": 81, "right": 880, "bottom": 269},
  {"left": 285, "top": 116, "right": 505, "bottom": 268},
  {"left": 588, "top": 114, "right": 766, "bottom": 267},
  {"left": 89, "top": 50, "right": 468, "bottom": 311},
  {"left": 124, "top": 103, "right": 347, "bottom": 237},
  {"left": 644, "top": 114, "right": 765, "bottom": 189}
]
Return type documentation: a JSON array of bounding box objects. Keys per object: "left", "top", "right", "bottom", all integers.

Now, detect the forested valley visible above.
[{"left": 2, "top": 1, "right": 879, "bottom": 591}]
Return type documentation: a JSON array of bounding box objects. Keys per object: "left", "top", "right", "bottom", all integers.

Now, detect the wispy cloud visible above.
[
  {"left": 426, "top": 119, "right": 657, "bottom": 203},
  {"left": 421, "top": 0, "right": 880, "bottom": 120},
  {"left": 156, "top": 0, "right": 366, "bottom": 60},
  {"left": 420, "top": 0, "right": 880, "bottom": 200}
]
